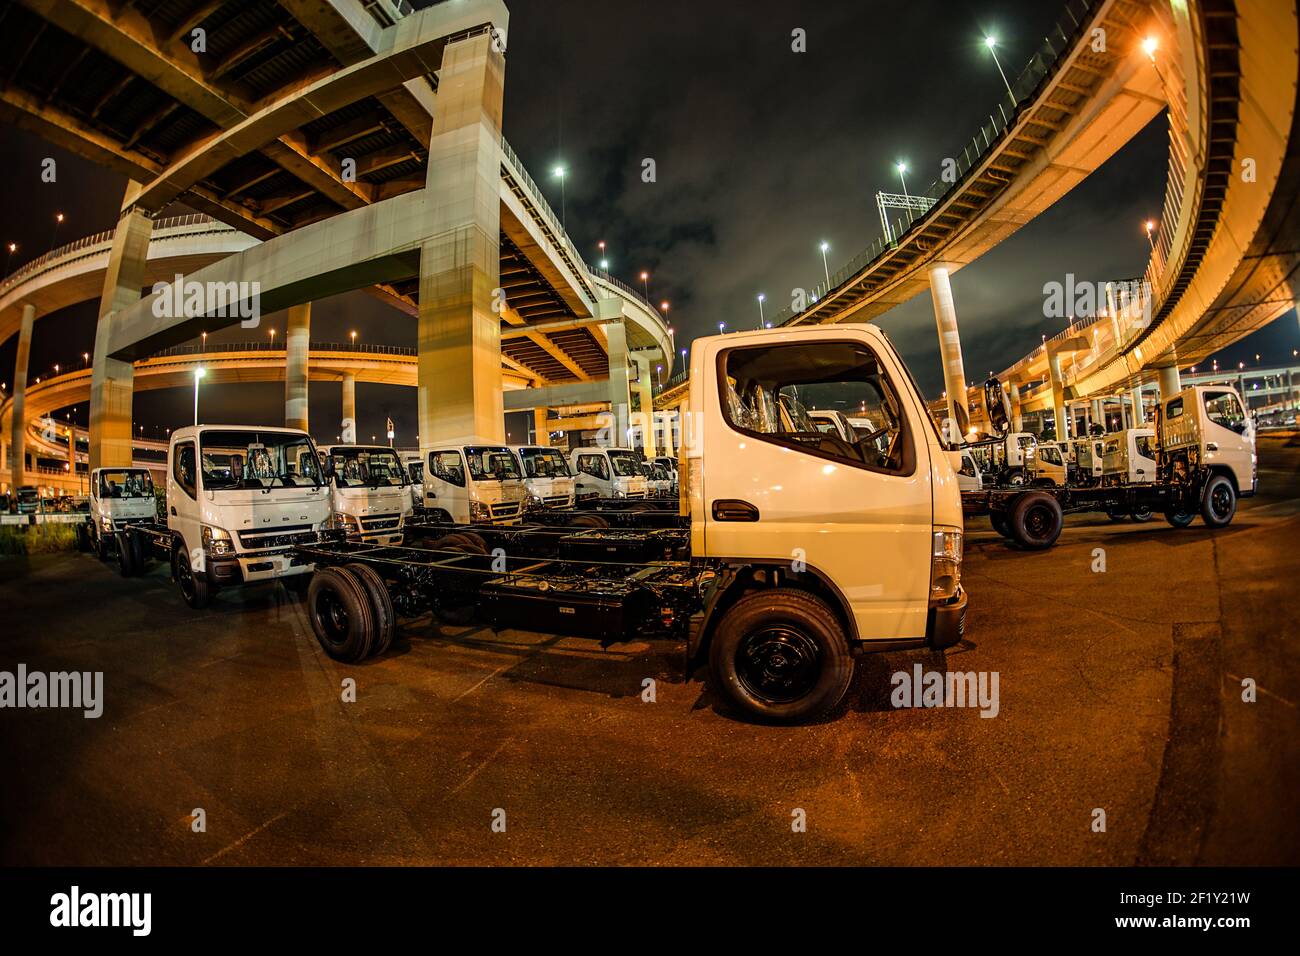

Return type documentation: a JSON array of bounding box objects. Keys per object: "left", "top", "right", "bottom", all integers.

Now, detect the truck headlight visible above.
[
  {"left": 613, "top": 489, "right": 626, "bottom": 499},
  {"left": 469, "top": 500, "right": 491, "bottom": 522},
  {"left": 202, "top": 524, "right": 234, "bottom": 555},
  {"left": 333, "top": 514, "right": 359, "bottom": 533},
  {"left": 930, "top": 527, "right": 963, "bottom": 602}
]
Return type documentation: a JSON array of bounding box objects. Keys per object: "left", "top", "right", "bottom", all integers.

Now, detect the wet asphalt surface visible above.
[{"left": 1, "top": 433, "right": 1297, "bottom": 865}]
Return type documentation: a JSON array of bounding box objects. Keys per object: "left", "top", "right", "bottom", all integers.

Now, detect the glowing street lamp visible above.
[
  {"left": 1145, "top": 220, "right": 1157, "bottom": 250},
  {"left": 718, "top": 322, "right": 726, "bottom": 335},
  {"left": 757, "top": 293, "right": 766, "bottom": 329},
  {"left": 3, "top": 242, "right": 16, "bottom": 278},
  {"left": 896, "top": 162, "right": 910, "bottom": 201},
  {"left": 1141, "top": 36, "right": 1158, "bottom": 59},
  {"left": 819, "top": 241, "right": 831, "bottom": 287},
  {"left": 193, "top": 367, "right": 206, "bottom": 425},
  {"left": 350, "top": 330, "right": 357, "bottom": 349},
  {"left": 640, "top": 271, "right": 650, "bottom": 300},
  {"left": 552, "top": 165, "right": 567, "bottom": 229},
  {"left": 984, "top": 36, "right": 1014, "bottom": 103},
  {"left": 49, "top": 212, "right": 65, "bottom": 252}
]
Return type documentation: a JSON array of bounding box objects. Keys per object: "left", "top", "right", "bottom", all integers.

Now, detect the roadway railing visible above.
[
  {"left": 0, "top": 214, "right": 240, "bottom": 298},
  {"left": 769, "top": 0, "right": 1101, "bottom": 326},
  {"left": 148, "top": 341, "right": 417, "bottom": 358}
]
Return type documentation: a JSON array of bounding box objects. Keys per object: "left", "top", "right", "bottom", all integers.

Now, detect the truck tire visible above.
[
  {"left": 708, "top": 588, "right": 854, "bottom": 723},
  {"left": 95, "top": 528, "right": 111, "bottom": 561},
  {"left": 1009, "top": 491, "right": 1063, "bottom": 550},
  {"left": 173, "top": 542, "right": 213, "bottom": 610},
  {"left": 569, "top": 513, "right": 609, "bottom": 529},
  {"left": 346, "top": 563, "right": 395, "bottom": 657},
  {"left": 1130, "top": 505, "right": 1153, "bottom": 522},
  {"left": 116, "top": 531, "right": 137, "bottom": 577},
  {"left": 990, "top": 512, "right": 1011, "bottom": 538},
  {"left": 1200, "top": 474, "right": 1236, "bottom": 528},
  {"left": 307, "top": 568, "right": 375, "bottom": 663},
  {"left": 1164, "top": 509, "right": 1196, "bottom": 528},
  {"left": 454, "top": 531, "right": 490, "bottom": 555},
  {"left": 1003, "top": 467, "right": 1026, "bottom": 487},
  {"left": 1107, "top": 507, "right": 1127, "bottom": 522}
]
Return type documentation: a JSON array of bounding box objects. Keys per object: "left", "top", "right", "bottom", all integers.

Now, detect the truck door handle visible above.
[
  {"left": 712, "top": 499, "right": 760, "bottom": 522},
  {"left": 170, "top": 506, "right": 177, "bottom": 516}
]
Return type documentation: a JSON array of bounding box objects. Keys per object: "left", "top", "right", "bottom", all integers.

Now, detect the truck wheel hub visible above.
[{"left": 738, "top": 626, "right": 820, "bottom": 703}]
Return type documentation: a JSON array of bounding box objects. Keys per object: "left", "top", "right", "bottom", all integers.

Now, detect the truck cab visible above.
[
  {"left": 1073, "top": 437, "right": 1106, "bottom": 485},
  {"left": 15, "top": 485, "right": 40, "bottom": 515},
  {"left": 569, "top": 447, "right": 648, "bottom": 501},
  {"left": 318, "top": 445, "right": 412, "bottom": 545},
  {"left": 682, "top": 324, "right": 966, "bottom": 720},
  {"left": 401, "top": 454, "right": 424, "bottom": 512},
  {"left": 1102, "top": 428, "right": 1157, "bottom": 484},
  {"left": 87, "top": 466, "right": 157, "bottom": 558},
  {"left": 1158, "top": 385, "right": 1256, "bottom": 504},
  {"left": 510, "top": 445, "right": 576, "bottom": 512},
  {"left": 167, "top": 425, "right": 330, "bottom": 607},
  {"left": 425, "top": 444, "right": 526, "bottom": 525},
  {"left": 807, "top": 408, "right": 856, "bottom": 442},
  {"left": 651, "top": 455, "right": 679, "bottom": 479},
  {"left": 956, "top": 448, "right": 983, "bottom": 492},
  {"left": 1027, "top": 441, "right": 1068, "bottom": 486}
]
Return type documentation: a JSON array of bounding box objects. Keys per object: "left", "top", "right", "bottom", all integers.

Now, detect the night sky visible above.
[{"left": 1, "top": 0, "right": 1296, "bottom": 444}]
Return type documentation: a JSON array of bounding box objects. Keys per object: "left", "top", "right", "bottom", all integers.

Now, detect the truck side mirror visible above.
[{"left": 983, "top": 377, "right": 1011, "bottom": 438}]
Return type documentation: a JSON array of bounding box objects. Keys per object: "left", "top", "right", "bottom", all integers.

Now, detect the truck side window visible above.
[
  {"left": 1204, "top": 391, "right": 1247, "bottom": 435},
  {"left": 174, "top": 442, "right": 197, "bottom": 499},
  {"left": 719, "top": 340, "right": 914, "bottom": 476},
  {"left": 578, "top": 455, "right": 608, "bottom": 480},
  {"left": 430, "top": 452, "right": 465, "bottom": 487},
  {"left": 1166, "top": 397, "right": 1184, "bottom": 419},
  {"left": 1135, "top": 435, "right": 1155, "bottom": 459}
]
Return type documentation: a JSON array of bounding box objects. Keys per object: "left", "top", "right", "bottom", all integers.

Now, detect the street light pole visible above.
[
  {"left": 896, "top": 162, "right": 910, "bottom": 201},
  {"left": 552, "top": 166, "right": 567, "bottom": 229},
  {"left": 757, "top": 293, "right": 766, "bottom": 329},
  {"left": 193, "top": 367, "right": 206, "bottom": 425},
  {"left": 819, "top": 242, "right": 830, "bottom": 288},
  {"left": 985, "top": 36, "right": 1014, "bottom": 103}
]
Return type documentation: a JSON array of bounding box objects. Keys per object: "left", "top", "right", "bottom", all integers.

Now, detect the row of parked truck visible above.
[{"left": 74, "top": 323, "right": 1255, "bottom": 722}]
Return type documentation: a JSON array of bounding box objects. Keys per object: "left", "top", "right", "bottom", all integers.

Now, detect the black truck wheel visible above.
[
  {"left": 346, "top": 563, "right": 395, "bottom": 657},
  {"left": 307, "top": 568, "right": 375, "bottom": 662},
  {"left": 1003, "top": 467, "right": 1026, "bottom": 487},
  {"left": 990, "top": 512, "right": 1011, "bottom": 538},
  {"left": 1107, "top": 507, "right": 1128, "bottom": 522},
  {"left": 1200, "top": 474, "right": 1237, "bottom": 528},
  {"left": 1130, "top": 505, "right": 1153, "bottom": 522},
  {"left": 173, "top": 542, "right": 212, "bottom": 609},
  {"left": 1009, "top": 491, "right": 1063, "bottom": 550},
  {"left": 116, "top": 531, "right": 138, "bottom": 577},
  {"left": 95, "top": 528, "right": 111, "bottom": 560},
  {"left": 1165, "top": 509, "right": 1196, "bottom": 528},
  {"left": 568, "top": 513, "right": 609, "bottom": 529},
  {"left": 708, "top": 588, "right": 854, "bottom": 723}
]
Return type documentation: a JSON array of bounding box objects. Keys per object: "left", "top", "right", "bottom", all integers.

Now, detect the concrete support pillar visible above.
[
  {"left": 9, "top": 303, "right": 35, "bottom": 494},
  {"left": 341, "top": 372, "right": 356, "bottom": 443},
  {"left": 284, "top": 303, "right": 311, "bottom": 433},
  {"left": 533, "top": 407, "right": 549, "bottom": 445},
  {"left": 631, "top": 354, "right": 655, "bottom": 456},
  {"left": 1130, "top": 386, "right": 1144, "bottom": 426},
  {"left": 1090, "top": 399, "right": 1103, "bottom": 434},
  {"left": 1007, "top": 382, "right": 1023, "bottom": 432},
  {"left": 605, "top": 319, "right": 631, "bottom": 446},
  {"left": 1157, "top": 363, "right": 1182, "bottom": 403},
  {"left": 1047, "top": 351, "right": 1066, "bottom": 439},
  {"left": 926, "top": 263, "right": 969, "bottom": 439},
  {"left": 89, "top": 187, "right": 153, "bottom": 472},
  {"left": 417, "top": 34, "right": 506, "bottom": 449}
]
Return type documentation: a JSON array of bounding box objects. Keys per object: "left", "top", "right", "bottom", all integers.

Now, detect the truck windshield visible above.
[
  {"left": 608, "top": 451, "right": 642, "bottom": 477},
  {"left": 98, "top": 470, "right": 153, "bottom": 498},
  {"left": 519, "top": 448, "right": 571, "bottom": 478},
  {"left": 406, "top": 462, "right": 423, "bottom": 483},
  {"left": 328, "top": 447, "right": 406, "bottom": 487},
  {"left": 17, "top": 488, "right": 38, "bottom": 503},
  {"left": 200, "top": 430, "right": 322, "bottom": 490},
  {"left": 464, "top": 446, "right": 520, "bottom": 481}
]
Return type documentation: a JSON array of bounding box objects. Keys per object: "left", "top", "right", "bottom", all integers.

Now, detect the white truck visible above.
[
  {"left": 569, "top": 447, "right": 649, "bottom": 501},
  {"left": 295, "top": 323, "right": 968, "bottom": 723},
  {"left": 401, "top": 454, "right": 424, "bottom": 512},
  {"left": 510, "top": 445, "right": 576, "bottom": 511},
  {"left": 107, "top": 425, "right": 331, "bottom": 608},
  {"left": 1073, "top": 437, "right": 1106, "bottom": 485},
  {"left": 965, "top": 383, "right": 1255, "bottom": 545},
  {"left": 424, "top": 444, "right": 527, "bottom": 525},
  {"left": 318, "top": 444, "right": 412, "bottom": 545},
  {"left": 1101, "top": 428, "right": 1157, "bottom": 485},
  {"left": 956, "top": 449, "right": 984, "bottom": 492},
  {"left": 80, "top": 467, "right": 158, "bottom": 559},
  {"left": 1027, "top": 441, "right": 1068, "bottom": 486}
]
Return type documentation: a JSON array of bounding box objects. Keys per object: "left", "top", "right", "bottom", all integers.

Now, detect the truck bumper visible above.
[
  {"left": 927, "top": 588, "right": 968, "bottom": 650},
  {"left": 205, "top": 551, "right": 314, "bottom": 586}
]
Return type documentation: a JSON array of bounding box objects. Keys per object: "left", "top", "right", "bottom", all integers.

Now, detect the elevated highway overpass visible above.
[{"left": 1, "top": 0, "right": 674, "bottom": 490}]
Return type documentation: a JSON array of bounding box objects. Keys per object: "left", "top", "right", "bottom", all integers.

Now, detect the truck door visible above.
[
  {"left": 1201, "top": 388, "right": 1254, "bottom": 490},
  {"left": 428, "top": 450, "right": 467, "bottom": 522},
  {"left": 704, "top": 335, "right": 933, "bottom": 641},
  {"left": 169, "top": 440, "right": 201, "bottom": 562}
]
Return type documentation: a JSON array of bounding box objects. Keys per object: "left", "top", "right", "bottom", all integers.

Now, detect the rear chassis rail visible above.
[
  {"left": 293, "top": 538, "right": 705, "bottom": 644},
  {"left": 962, "top": 481, "right": 1194, "bottom": 518},
  {"left": 407, "top": 516, "right": 689, "bottom": 561}
]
